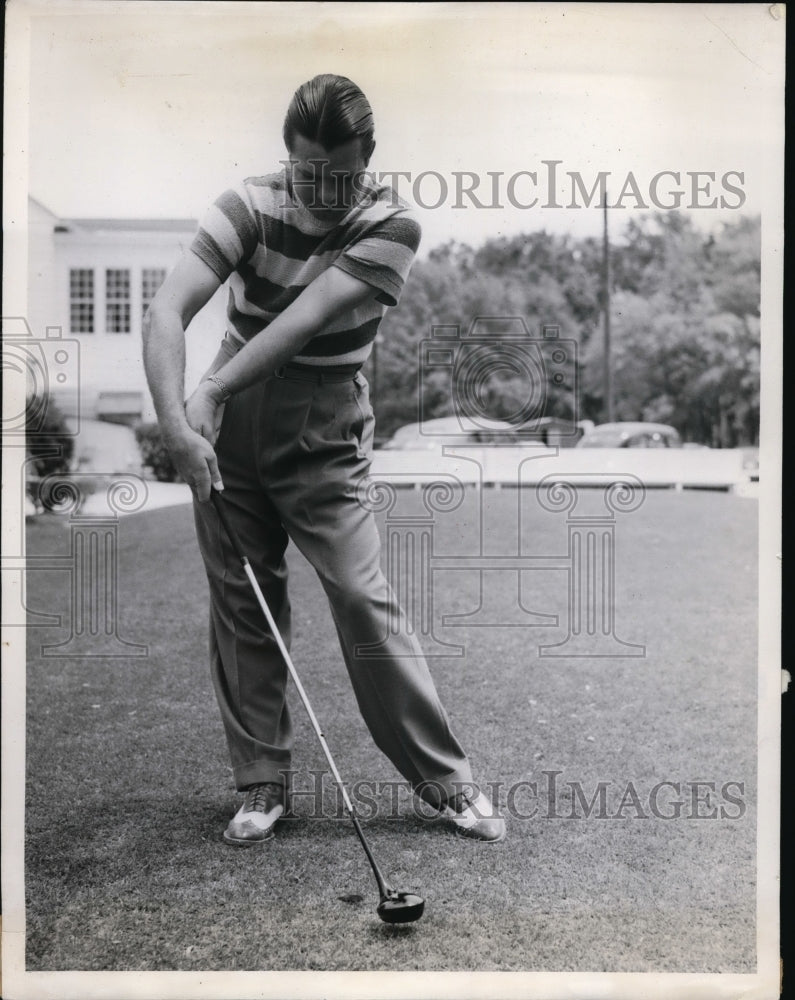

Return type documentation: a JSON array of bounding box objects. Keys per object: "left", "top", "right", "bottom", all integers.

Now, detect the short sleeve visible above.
[
  {"left": 190, "top": 184, "right": 259, "bottom": 283},
  {"left": 332, "top": 213, "right": 422, "bottom": 307}
]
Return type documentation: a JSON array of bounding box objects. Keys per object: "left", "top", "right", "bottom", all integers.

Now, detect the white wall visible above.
[
  {"left": 27, "top": 199, "right": 59, "bottom": 344},
  {"left": 34, "top": 223, "right": 227, "bottom": 422}
]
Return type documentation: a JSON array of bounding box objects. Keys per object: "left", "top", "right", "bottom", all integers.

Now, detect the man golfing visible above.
[{"left": 143, "top": 73, "right": 505, "bottom": 849}]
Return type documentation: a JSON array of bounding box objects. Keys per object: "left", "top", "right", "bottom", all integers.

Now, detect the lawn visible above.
[{"left": 23, "top": 487, "right": 758, "bottom": 973}]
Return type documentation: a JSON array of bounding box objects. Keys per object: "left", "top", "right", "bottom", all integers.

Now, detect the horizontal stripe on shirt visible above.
[
  {"left": 297, "top": 317, "right": 381, "bottom": 358},
  {"left": 190, "top": 169, "right": 421, "bottom": 365}
]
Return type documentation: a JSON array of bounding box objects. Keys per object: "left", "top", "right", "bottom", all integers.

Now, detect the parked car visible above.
[
  {"left": 380, "top": 416, "right": 549, "bottom": 450},
  {"left": 576, "top": 422, "right": 682, "bottom": 449},
  {"left": 510, "top": 416, "right": 583, "bottom": 447},
  {"left": 739, "top": 446, "right": 759, "bottom": 482}
]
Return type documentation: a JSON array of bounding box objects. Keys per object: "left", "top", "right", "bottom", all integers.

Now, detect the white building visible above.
[{"left": 27, "top": 195, "right": 226, "bottom": 424}]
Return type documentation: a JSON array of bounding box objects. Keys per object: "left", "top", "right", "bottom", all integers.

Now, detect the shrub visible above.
[
  {"left": 134, "top": 422, "right": 181, "bottom": 483},
  {"left": 26, "top": 396, "right": 75, "bottom": 511},
  {"left": 26, "top": 396, "right": 74, "bottom": 476}
]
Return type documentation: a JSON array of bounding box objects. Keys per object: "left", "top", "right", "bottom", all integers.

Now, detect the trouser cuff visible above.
[
  {"left": 414, "top": 767, "right": 476, "bottom": 808},
  {"left": 234, "top": 760, "right": 293, "bottom": 792}
]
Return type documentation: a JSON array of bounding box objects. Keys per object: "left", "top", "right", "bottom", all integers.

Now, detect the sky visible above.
[{"left": 18, "top": 1, "right": 785, "bottom": 253}]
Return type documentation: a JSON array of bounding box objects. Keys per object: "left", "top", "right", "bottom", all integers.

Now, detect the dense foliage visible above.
[
  {"left": 26, "top": 396, "right": 76, "bottom": 509},
  {"left": 363, "top": 212, "right": 760, "bottom": 446}
]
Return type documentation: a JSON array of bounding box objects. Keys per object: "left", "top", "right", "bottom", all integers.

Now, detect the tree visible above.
[
  {"left": 584, "top": 212, "right": 760, "bottom": 444},
  {"left": 371, "top": 212, "right": 760, "bottom": 446}
]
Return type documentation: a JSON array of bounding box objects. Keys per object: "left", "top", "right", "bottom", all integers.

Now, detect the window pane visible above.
[
  {"left": 70, "top": 268, "right": 93, "bottom": 296},
  {"left": 106, "top": 269, "right": 131, "bottom": 332},
  {"left": 106, "top": 269, "right": 130, "bottom": 298},
  {"left": 142, "top": 267, "right": 166, "bottom": 305},
  {"left": 106, "top": 302, "right": 131, "bottom": 334},
  {"left": 70, "top": 303, "right": 94, "bottom": 333},
  {"left": 69, "top": 269, "right": 94, "bottom": 333}
]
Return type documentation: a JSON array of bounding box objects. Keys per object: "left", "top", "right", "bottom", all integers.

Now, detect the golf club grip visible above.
[{"left": 210, "top": 489, "right": 246, "bottom": 562}]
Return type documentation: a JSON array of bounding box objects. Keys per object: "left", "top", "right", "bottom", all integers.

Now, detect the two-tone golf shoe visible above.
[
  {"left": 436, "top": 788, "right": 507, "bottom": 842},
  {"left": 223, "top": 782, "right": 289, "bottom": 846}
]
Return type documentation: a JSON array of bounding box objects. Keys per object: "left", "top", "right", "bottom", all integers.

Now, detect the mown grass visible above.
[{"left": 24, "top": 487, "right": 758, "bottom": 972}]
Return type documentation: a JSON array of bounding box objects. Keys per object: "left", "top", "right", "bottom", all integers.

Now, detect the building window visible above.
[
  {"left": 142, "top": 268, "right": 167, "bottom": 315},
  {"left": 106, "top": 269, "right": 131, "bottom": 333},
  {"left": 69, "top": 269, "right": 94, "bottom": 333}
]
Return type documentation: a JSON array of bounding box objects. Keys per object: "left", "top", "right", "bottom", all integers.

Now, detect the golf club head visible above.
[{"left": 377, "top": 891, "right": 425, "bottom": 924}]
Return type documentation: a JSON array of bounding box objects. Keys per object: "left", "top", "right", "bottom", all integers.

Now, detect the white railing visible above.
[{"left": 370, "top": 446, "right": 751, "bottom": 490}]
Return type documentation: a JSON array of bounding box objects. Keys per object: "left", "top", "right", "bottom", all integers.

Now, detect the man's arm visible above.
[
  {"left": 142, "top": 253, "right": 223, "bottom": 499},
  {"left": 206, "top": 266, "right": 377, "bottom": 394},
  {"left": 183, "top": 266, "right": 378, "bottom": 445}
]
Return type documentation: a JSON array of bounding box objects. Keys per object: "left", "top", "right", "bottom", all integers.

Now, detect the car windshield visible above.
[
  {"left": 579, "top": 425, "right": 681, "bottom": 448},
  {"left": 580, "top": 429, "right": 625, "bottom": 447}
]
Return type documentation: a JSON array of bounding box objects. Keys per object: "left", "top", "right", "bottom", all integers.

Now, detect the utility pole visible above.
[{"left": 602, "top": 196, "right": 614, "bottom": 422}]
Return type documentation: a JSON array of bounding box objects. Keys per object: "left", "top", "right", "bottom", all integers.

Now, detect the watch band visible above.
[{"left": 206, "top": 374, "right": 232, "bottom": 402}]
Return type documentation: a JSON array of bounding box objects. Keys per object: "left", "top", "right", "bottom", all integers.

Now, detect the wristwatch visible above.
[{"left": 206, "top": 375, "right": 232, "bottom": 402}]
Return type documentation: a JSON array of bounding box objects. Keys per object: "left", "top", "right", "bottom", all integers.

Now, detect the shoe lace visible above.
[
  {"left": 445, "top": 791, "right": 475, "bottom": 814},
  {"left": 244, "top": 782, "right": 283, "bottom": 813}
]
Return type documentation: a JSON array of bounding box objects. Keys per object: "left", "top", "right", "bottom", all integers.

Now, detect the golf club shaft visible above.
[{"left": 210, "top": 488, "right": 392, "bottom": 899}]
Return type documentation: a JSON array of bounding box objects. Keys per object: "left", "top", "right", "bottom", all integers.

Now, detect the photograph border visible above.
[{"left": 2, "top": 3, "right": 783, "bottom": 998}]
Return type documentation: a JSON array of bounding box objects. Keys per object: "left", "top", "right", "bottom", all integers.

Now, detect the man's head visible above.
[
  {"left": 283, "top": 74, "right": 375, "bottom": 218},
  {"left": 284, "top": 74, "right": 376, "bottom": 163}
]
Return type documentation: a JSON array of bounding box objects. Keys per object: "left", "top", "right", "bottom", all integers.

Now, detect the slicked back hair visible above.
[{"left": 283, "top": 74, "right": 376, "bottom": 163}]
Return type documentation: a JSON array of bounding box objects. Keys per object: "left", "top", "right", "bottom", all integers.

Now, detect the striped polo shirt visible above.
[{"left": 190, "top": 168, "right": 421, "bottom": 367}]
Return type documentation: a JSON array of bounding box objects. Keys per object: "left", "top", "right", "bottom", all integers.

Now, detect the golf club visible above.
[{"left": 210, "top": 487, "right": 425, "bottom": 925}]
